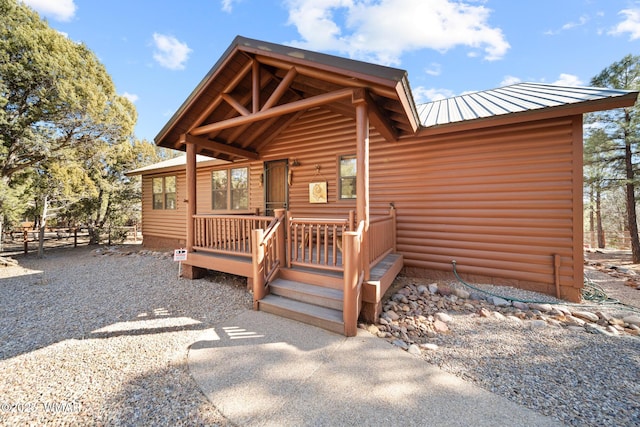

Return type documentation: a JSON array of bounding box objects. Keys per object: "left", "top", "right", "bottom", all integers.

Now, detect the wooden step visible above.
[
  {"left": 258, "top": 294, "right": 344, "bottom": 335},
  {"left": 269, "top": 278, "right": 343, "bottom": 311},
  {"left": 278, "top": 268, "right": 343, "bottom": 290}
]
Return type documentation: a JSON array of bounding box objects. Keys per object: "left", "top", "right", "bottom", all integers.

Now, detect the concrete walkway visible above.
[{"left": 188, "top": 310, "right": 564, "bottom": 427}]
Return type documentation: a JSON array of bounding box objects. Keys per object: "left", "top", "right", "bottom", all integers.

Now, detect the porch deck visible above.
[{"left": 182, "top": 209, "right": 401, "bottom": 334}]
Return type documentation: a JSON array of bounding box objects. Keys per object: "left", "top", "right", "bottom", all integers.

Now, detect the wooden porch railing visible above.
[
  {"left": 343, "top": 220, "right": 365, "bottom": 336},
  {"left": 251, "top": 209, "right": 286, "bottom": 309},
  {"left": 287, "top": 211, "right": 355, "bottom": 272},
  {"left": 368, "top": 206, "right": 397, "bottom": 268},
  {"left": 193, "top": 214, "right": 273, "bottom": 256}
]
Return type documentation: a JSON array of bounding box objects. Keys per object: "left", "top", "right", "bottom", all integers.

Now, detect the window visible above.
[
  {"left": 339, "top": 155, "right": 356, "bottom": 199},
  {"left": 212, "top": 167, "right": 249, "bottom": 210},
  {"left": 152, "top": 176, "right": 176, "bottom": 210}
]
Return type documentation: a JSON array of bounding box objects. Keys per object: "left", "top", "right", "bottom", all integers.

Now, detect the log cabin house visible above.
[{"left": 129, "top": 36, "right": 638, "bottom": 336}]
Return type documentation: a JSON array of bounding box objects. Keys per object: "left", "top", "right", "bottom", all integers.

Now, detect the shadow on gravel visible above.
[
  {"left": 0, "top": 246, "right": 250, "bottom": 361},
  {"left": 100, "top": 362, "right": 229, "bottom": 426}
]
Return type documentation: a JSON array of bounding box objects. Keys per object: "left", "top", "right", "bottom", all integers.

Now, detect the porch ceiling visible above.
[{"left": 155, "top": 36, "right": 420, "bottom": 160}]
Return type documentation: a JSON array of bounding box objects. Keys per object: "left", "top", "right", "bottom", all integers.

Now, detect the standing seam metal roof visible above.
[{"left": 417, "top": 82, "right": 634, "bottom": 127}]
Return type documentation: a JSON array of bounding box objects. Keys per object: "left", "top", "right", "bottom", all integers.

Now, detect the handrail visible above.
[{"left": 251, "top": 209, "right": 286, "bottom": 309}]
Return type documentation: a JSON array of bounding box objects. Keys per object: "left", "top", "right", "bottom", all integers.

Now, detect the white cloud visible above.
[
  {"left": 425, "top": 63, "right": 441, "bottom": 77},
  {"left": 552, "top": 73, "right": 583, "bottom": 86},
  {"left": 122, "top": 92, "right": 139, "bottom": 103},
  {"left": 22, "top": 0, "right": 76, "bottom": 22},
  {"left": 221, "top": 0, "right": 240, "bottom": 13},
  {"left": 609, "top": 8, "right": 640, "bottom": 40},
  {"left": 545, "top": 14, "right": 590, "bottom": 36},
  {"left": 500, "top": 75, "right": 521, "bottom": 86},
  {"left": 412, "top": 86, "right": 455, "bottom": 104},
  {"left": 152, "top": 33, "right": 192, "bottom": 70},
  {"left": 285, "top": 0, "right": 509, "bottom": 65}
]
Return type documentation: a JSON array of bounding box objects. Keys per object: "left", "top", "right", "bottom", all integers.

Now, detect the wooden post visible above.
[
  {"left": 353, "top": 89, "right": 370, "bottom": 281},
  {"left": 185, "top": 137, "right": 197, "bottom": 252},
  {"left": 390, "top": 205, "right": 397, "bottom": 252},
  {"left": 274, "top": 209, "right": 286, "bottom": 265},
  {"left": 73, "top": 228, "right": 78, "bottom": 248},
  {"left": 343, "top": 231, "right": 358, "bottom": 337},
  {"left": 252, "top": 228, "right": 266, "bottom": 310},
  {"left": 23, "top": 229, "right": 28, "bottom": 254}
]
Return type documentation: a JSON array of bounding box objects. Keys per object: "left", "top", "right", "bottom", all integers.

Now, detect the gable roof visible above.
[
  {"left": 417, "top": 82, "right": 638, "bottom": 133},
  {"left": 155, "top": 36, "right": 419, "bottom": 159},
  {"left": 155, "top": 36, "right": 639, "bottom": 153}
]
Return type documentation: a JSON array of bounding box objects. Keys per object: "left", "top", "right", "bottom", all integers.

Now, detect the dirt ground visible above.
[{"left": 584, "top": 248, "right": 640, "bottom": 310}]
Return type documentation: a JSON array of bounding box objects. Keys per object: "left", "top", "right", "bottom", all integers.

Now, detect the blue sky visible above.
[{"left": 23, "top": 0, "right": 640, "bottom": 143}]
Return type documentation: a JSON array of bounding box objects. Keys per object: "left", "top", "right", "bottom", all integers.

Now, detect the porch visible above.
[{"left": 181, "top": 208, "right": 403, "bottom": 336}]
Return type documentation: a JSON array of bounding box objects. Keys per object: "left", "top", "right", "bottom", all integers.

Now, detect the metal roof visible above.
[
  {"left": 417, "top": 82, "right": 636, "bottom": 128},
  {"left": 126, "top": 154, "right": 225, "bottom": 176}
]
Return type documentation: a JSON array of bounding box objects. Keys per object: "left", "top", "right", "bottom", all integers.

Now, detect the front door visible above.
[{"left": 264, "top": 159, "right": 288, "bottom": 216}]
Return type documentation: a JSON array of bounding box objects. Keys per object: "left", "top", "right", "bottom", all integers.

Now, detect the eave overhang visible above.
[{"left": 154, "top": 36, "right": 420, "bottom": 160}]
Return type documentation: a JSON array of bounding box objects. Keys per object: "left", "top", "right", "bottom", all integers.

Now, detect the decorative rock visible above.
[
  {"left": 437, "top": 284, "right": 452, "bottom": 296},
  {"left": 554, "top": 306, "right": 572, "bottom": 316},
  {"left": 407, "top": 344, "right": 421, "bottom": 355},
  {"left": 506, "top": 315, "right": 523, "bottom": 326},
  {"left": 417, "top": 285, "right": 428, "bottom": 295},
  {"left": 585, "top": 323, "right": 612, "bottom": 336},
  {"left": 479, "top": 308, "right": 491, "bottom": 317},
  {"left": 623, "top": 315, "right": 640, "bottom": 327},
  {"left": 366, "top": 324, "right": 380, "bottom": 335},
  {"left": 433, "top": 319, "right": 449, "bottom": 333},
  {"left": 565, "top": 315, "right": 586, "bottom": 326},
  {"left": 512, "top": 301, "right": 529, "bottom": 311},
  {"left": 529, "top": 303, "right": 553, "bottom": 313},
  {"left": 378, "top": 317, "right": 389, "bottom": 325},
  {"left": 420, "top": 343, "right": 439, "bottom": 351},
  {"left": 428, "top": 283, "right": 439, "bottom": 294},
  {"left": 489, "top": 296, "right": 510, "bottom": 307},
  {"left": 435, "top": 312, "right": 453, "bottom": 323},
  {"left": 385, "top": 310, "right": 400, "bottom": 321},
  {"left": 391, "top": 339, "right": 408, "bottom": 350},
  {"left": 571, "top": 311, "right": 600, "bottom": 323},
  {"left": 469, "top": 292, "right": 485, "bottom": 301},
  {"left": 453, "top": 288, "right": 471, "bottom": 299}
]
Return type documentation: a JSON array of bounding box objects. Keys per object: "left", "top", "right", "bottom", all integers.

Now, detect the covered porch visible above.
[{"left": 154, "top": 37, "right": 418, "bottom": 336}]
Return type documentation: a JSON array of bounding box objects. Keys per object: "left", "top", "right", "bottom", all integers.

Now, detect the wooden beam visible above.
[
  {"left": 191, "top": 88, "right": 354, "bottom": 136},
  {"left": 255, "top": 54, "right": 398, "bottom": 99},
  {"left": 181, "top": 134, "right": 259, "bottom": 160},
  {"left": 252, "top": 59, "right": 260, "bottom": 113},
  {"left": 261, "top": 67, "right": 298, "bottom": 111},
  {"left": 221, "top": 93, "right": 251, "bottom": 116},
  {"left": 353, "top": 88, "right": 398, "bottom": 142},
  {"left": 188, "top": 60, "right": 254, "bottom": 131}
]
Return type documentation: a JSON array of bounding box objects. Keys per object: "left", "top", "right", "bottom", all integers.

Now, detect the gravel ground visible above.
[
  {"left": 1, "top": 246, "right": 639, "bottom": 426},
  {"left": 380, "top": 265, "right": 640, "bottom": 427},
  {"left": 0, "top": 245, "right": 251, "bottom": 426}
]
